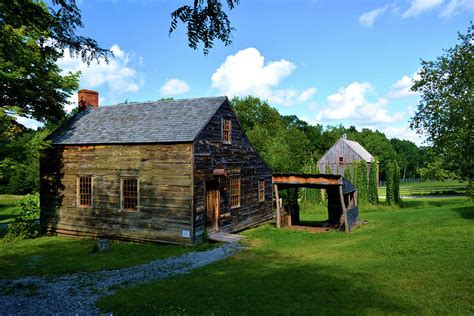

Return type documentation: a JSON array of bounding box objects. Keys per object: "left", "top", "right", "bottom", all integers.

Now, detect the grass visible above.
[
  {"left": 378, "top": 180, "right": 468, "bottom": 197},
  {"left": 0, "top": 195, "right": 24, "bottom": 224},
  {"left": 97, "top": 197, "right": 474, "bottom": 315},
  {"left": 0, "top": 236, "right": 212, "bottom": 279}
]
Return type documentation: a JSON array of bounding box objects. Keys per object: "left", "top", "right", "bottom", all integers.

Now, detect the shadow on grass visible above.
[
  {"left": 299, "top": 219, "right": 328, "bottom": 227},
  {"left": 0, "top": 214, "right": 20, "bottom": 223},
  {"left": 97, "top": 252, "right": 416, "bottom": 315},
  {"left": 401, "top": 198, "right": 466, "bottom": 209},
  {"left": 452, "top": 206, "right": 474, "bottom": 220}
]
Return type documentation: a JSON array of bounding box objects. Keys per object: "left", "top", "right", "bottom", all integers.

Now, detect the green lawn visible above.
[
  {"left": 378, "top": 180, "right": 468, "bottom": 197},
  {"left": 98, "top": 198, "right": 474, "bottom": 315},
  {"left": 0, "top": 237, "right": 211, "bottom": 279},
  {"left": 0, "top": 195, "right": 24, "bottom": 224}
]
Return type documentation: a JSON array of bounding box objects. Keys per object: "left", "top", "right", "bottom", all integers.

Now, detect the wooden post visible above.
[
  {"left": 274, "top": 184, "right": 281, "bottom": 228},
  {"left": 340, "top": 186, "right": 349, "bottom": 233}
]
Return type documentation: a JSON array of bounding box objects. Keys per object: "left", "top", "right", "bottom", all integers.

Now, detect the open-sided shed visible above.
[{"left": 272, "top": 174, "right": 360, "bottom": 232}]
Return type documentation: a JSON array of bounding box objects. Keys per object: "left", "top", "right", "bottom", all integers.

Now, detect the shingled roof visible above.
[
  {"left": 49, "top": 96, "right": 228, "bottom": 145},
  {"left": 342, "top": 138, "right": 374, "bottom": 162}
]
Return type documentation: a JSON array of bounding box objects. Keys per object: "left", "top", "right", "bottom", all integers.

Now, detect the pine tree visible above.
[
  {"left": 325, "top": 160, "right": 331, "bottom": 175},
  {"left": 386, "top": 162, "right": 394, "bottom": 205},
  {"left": 393, "top": 161, "right": 401, "bottom": 203},
  {"left": 344, "top": 164, "right": 351, "bottom": 182},
  {"left": 368, "top": 158, "right": 379, "bottom": 204},
  {"left": 352, "top": 161, "right": 359, "bottom": 200},
  {"left": 359, "top": 160, "right": 368, "bottom": 205}
]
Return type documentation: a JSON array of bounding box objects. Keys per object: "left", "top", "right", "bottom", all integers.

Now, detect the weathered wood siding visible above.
[
  {"left": 40, "top": 144, "right": 194, "bottom": 244},
  {"left": 193, "top": 100, "right": 273, "bottom": 242},
  {"left": 317, "top": 139, "right": 376, "bottom": 177}
]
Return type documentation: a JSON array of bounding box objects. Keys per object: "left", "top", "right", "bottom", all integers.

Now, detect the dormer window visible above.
[{"left": 222, "top": 118, "right": 231, "bottom": 144}]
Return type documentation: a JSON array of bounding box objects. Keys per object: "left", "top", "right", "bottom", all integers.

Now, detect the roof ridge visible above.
[{"left": 104, "top": 95, "right": 228, "bottom": 108}]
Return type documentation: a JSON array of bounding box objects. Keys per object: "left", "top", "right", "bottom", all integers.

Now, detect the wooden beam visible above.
[
  {"left": 272, "top": 175, "right": 342, "bottom": 186},
  {"left": 339, "top": 186, "right": 349, "bottom": 233},
  {"left": 274, "top": 184, "right": 280, "bottom": 229}
]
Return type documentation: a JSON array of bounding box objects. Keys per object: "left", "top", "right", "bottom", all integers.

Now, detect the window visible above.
[
  {"left": 78, "top": 176, "right": 92, "bottom": 206},
  {"left": 121, "top": 178, "right": 139, "bottom": 211},
  {"left": 258, "top": 180, "right": 265, "bottom": 202},
  {"left": 339, "top": 156, "right": 344, "bottom": 163},
  {"left": 230, "top": 176, "right": 240, "bottom": 208},
  {"left": 222, "top": 118, "right": 232, "bottom": 144}
]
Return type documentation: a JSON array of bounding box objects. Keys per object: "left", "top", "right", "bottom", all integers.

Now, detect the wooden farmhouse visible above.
[
  {"left": 317, "top": 134, "right": 377, "bottom": 179},
  {"left": 40, "top": 90, "right": 273, "bottom": 245}
]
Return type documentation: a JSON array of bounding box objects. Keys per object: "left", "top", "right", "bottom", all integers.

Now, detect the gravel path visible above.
[{"left": 0, "top": 242, "right": 241, "bottom": 315}]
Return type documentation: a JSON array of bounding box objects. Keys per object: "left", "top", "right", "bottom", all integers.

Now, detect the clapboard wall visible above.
[
  {"left": 192, "top": 100, "right": 273, "bottom": 242},
  {"left": 40, "top": 143, "right": 194, "bottom": 244}
]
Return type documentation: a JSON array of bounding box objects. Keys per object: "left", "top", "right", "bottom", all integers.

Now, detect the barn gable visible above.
[{"left": 317, "top": 134, "right": 375, "bottom": 175}]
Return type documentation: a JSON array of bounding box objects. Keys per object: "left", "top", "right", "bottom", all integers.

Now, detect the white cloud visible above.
[
  {"left": 440, "top": 0, "right": 474, "bottom": 17},
  {"left": 359, "top": 5, "right": 390, "bottom": 27},
  {"left": 383, "top": 126, "right": 426, "bottom": 145},
  {"left": 211, "top": 47, "right": 316, "bottom": 106},
  {"left": 315, "top": 82, "right": 404, "bottom": 125},
  {"left": 387, "top": 71, "right": 421, "bottom": 98},
  {"left": 57, "top": 44, "right": 143, "bottom": 95},
  {"left": 159, "top": 79, "right": 190, "bottom": 96},
  {"left": 297, "top": 88, "right": 318, "bottom": 103},
  {"left": 402, "top": 0, "right": 444, "bottom": 18}
]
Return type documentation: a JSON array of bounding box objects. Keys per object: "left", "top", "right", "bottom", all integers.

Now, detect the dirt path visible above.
[{"left": 0, "top": 242, "right": 241, "bottom": 315}]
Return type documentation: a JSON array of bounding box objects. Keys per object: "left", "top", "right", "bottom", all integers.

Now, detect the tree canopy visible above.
[
  {"left": 410, "top": 23, "right": 473, "bottom": 183},
  {"left": 170, "top": 0, "right": 240, "bottom": 55},
  {"left": 0, "top": 0, "right": 111, "bottom": 124}
]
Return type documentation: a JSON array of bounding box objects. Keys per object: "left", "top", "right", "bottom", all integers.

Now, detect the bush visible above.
[
  {"left": 368, "top": 158, "right": 379, "bottom": 204},
  {"left": 5, "top": 194, "right": 40, "bottom": 240}
]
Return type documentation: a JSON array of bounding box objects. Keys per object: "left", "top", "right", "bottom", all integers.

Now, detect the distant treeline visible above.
[{"left": 231, "top": 96, "right": 433, "bottom": 182}]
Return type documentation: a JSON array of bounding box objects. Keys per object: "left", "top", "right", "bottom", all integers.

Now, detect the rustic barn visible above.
[
  {"left": 40, "top": 90, "right": 273, "bottom": 245},
  {"left": 272, "top": 174, "right": 360, "bottom": 232},
  {"left": 317, "top": 134, "right": 378, "bottom": 179}
]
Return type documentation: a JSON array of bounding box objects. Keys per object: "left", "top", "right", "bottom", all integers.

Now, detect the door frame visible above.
[{"left": 205, "top": 180, "right": 220, "bottom": 231}]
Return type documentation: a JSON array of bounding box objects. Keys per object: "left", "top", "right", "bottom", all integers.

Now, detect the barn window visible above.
[
  {"left": 339, "top": 156, "right": 344, "bottom": 163},
  {"left": 230, "top": 176, "right": 240, "bottom": 208},
  {"left": 222, "top": 118, "right": 232, "bottom": 144},
  {"left": 258, "top": 179, "right": 265, "bottom": 202},
  {"left": 121, "top": 177, "right": 139, "bottom": 211},
  {"left": 78, "top": 176, "right": 92, "bottom": 207}
]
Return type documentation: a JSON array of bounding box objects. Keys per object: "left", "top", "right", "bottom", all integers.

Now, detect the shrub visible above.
[
  {"left": 5, "top": 194, "right": 40, "bottom": 240},
  {"left": 393, "top": 161, "right": 401, "bottom": 203},
  {"left": 386, "top": 162, "right": 394, "bottom": 205},
  {"left": 368, "top": 158, "right": 379, "bottom": 204}
]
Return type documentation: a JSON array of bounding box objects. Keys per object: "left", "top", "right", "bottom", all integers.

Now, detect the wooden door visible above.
[{"left": 206, "top": 181, "right": 220, "bottom": 231}]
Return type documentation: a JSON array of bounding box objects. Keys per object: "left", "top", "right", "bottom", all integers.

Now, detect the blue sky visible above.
[{"left": 50, "top": 0, "right": 473, "bottom": 145}]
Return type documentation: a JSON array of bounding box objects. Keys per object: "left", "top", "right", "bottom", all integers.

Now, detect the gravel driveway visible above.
[{"left": 0, "top": 242, "right": 241, "bottom": 315}]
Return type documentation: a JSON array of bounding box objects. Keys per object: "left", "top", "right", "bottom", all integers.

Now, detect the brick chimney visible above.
[{"left": 78, "top": 89, "right": 99, "bottom": 112}]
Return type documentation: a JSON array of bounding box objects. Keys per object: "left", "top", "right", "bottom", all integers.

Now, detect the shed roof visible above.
[
  {"left": 49, "top": 96, "right": 228, "bottom": 145},
  {"left": 272, "top": 173, "right": 356, "bottom": 194},
  {"left": 342, "top": 139, "right": 374, "bottom": 162}
]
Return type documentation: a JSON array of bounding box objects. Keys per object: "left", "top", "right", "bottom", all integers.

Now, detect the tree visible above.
[
  {"left": 393, "top": 161, "right": 400, "bottom": 203},
  {"left": 1, "top": 0, "right": 110, "bottom": 124},
  {"left": 368, "top": 158, "right": 379, "bottom": 204},
  {"left": 170, "top": 0, "right": 240, "bottom": 55},
  {"left": 418, "top": 157, "right": 456, "bottom": 181},
  {"left": 358, "top": 160, "right": 368, "bottom": 205},
  {"left": 385, "top": 162, "right": 394, "bottom": 205},
  {"left": 390, "top": 138, "right": 421, "bottom": 180},
  {"left": 343, "top": 163, "right": 352, "bottom": 182},
  {"left": 410, "top": 23, "right": 473, "bottom": 190}
]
